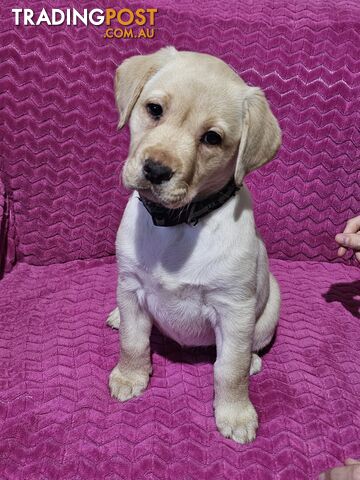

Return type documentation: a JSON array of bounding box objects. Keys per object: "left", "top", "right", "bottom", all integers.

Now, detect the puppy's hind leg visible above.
[
  {"left": 249, "top": 275, "right": 280, "bottom": 376},
  {"left": 252, "top": 273, "right": 280, "bottom": 352},
  {"left": 250, "top": 353, "right": 262, "bottom": 376},
  {"left": 106, "top": 307, "right": 120, "bottom": 329}
]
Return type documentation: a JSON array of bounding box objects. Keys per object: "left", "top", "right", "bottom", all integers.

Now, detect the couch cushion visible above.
[
  {"left": 1, "top": 0, "right": 359, "bottom": 267},
  {"left": 1, "top": 257, "right": 359, "bottom": 479}
]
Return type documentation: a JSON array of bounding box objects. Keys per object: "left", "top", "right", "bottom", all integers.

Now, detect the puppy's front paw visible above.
[
  {"left": 215, "top": 401, "right": 258, "bottom": 444},
  {"left": 109, "top": 365, "right": 149, "bottom": 401}
]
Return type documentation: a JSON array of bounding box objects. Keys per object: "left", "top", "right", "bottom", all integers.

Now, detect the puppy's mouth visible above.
[
  {"left": 123, "top": 175, "right": 190, "bottom": 209},
  {"left": 122, "top": 160, "right": 191, "bottom": 208},
  {"left": 137, "top": 182, "right": 190, "bottom": 209}
]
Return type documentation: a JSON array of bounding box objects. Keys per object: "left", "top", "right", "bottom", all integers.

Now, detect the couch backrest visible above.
[{"left": 1, "top": 0, "right": 359, "bottom": 269}]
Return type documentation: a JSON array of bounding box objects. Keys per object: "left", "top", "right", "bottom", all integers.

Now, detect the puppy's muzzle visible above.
[{"left": 143, "top": 159, "right": 174, "bottom": 185}]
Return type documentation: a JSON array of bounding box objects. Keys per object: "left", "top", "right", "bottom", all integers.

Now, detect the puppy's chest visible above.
[
  {"left": 135, "top": 268, "right": 217, "bottom": 346},
  {"left": 118, "top": 202, "right": 240, "bottom": 346}
]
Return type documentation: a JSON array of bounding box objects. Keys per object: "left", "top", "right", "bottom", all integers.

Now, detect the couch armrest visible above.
[{"left": 0, "top": 176, "right": 16, "bottom": 278}]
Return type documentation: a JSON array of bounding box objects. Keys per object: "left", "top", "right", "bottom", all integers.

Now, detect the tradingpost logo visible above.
[{"left": 11, "top": 7, "right": 158, "bottom": 39}]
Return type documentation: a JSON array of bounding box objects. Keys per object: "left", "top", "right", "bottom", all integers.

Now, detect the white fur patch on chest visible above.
[
  {"left": 117, "top": 188, "right": 257, "bottom": 347},
  {"left": 136, "top": 273, "right": 216, "bottom": 347}
]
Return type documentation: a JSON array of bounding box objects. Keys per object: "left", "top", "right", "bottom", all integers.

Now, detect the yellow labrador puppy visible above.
[{"left": 108, "top": 47, "right": 281, "bottom": 444}]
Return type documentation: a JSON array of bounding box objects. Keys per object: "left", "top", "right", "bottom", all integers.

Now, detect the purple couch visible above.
[{"left": 1, "top": 1, "right": 359, "bottom": 478}]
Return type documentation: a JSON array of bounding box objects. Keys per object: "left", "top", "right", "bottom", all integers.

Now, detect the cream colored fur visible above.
[{"left": 108, "top": 47, "right": 281, "bottom": 444}]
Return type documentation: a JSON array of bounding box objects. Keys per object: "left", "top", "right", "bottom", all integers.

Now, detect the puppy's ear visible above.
[
  {"left": 234, "top": 87, "right": 281, "bottom": 186},
  {"left": 115, "top": 47, "right": 177, "bottom": 129}
]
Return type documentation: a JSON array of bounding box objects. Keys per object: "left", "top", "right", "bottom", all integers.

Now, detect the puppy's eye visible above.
[
  {"left": 201, "top": 131, "right": 222, "bottom": 146},
  {"left": 147, "top": 103, "right": 163, "bottom": 119}
]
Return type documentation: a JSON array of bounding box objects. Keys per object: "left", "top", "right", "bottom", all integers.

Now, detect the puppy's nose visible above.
[{"left": 143, "top": 159, "right": 174, "bottom": 185}]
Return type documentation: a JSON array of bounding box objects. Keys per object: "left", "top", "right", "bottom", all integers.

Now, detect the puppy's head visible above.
[{"left": 115, "top": 47, "right": 281, "bottom": 208}]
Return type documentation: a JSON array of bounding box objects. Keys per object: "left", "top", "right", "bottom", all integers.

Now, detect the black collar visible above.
[{"left": 138, "top": 178, "right": 241, "bottom": 227}]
